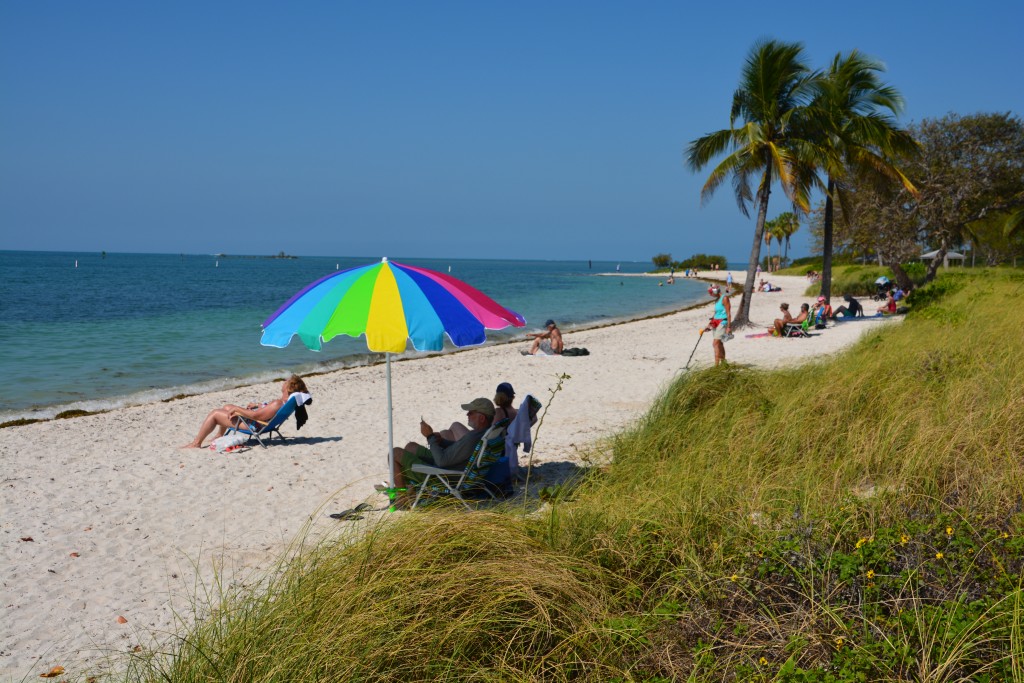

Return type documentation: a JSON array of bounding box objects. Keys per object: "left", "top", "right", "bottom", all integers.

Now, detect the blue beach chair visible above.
[{"left": 226, "top": 396, "right": 300, "bottom": 448}]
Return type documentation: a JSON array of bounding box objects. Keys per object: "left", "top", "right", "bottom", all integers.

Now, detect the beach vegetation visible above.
[
  {"left": 54, "top": 409, "right": 98, "bottom": 419},
  {"left": 810, "top": 112, "right": 1024, "bottom": 290},
  {"left": 651, "top": 253, "right": 673, "bottom": 268},
  {"left": 119, "top": 269, "right": 1024, "bottom": 682},
  {"left": 0, "top": 417, "right": 43, "bottom": 429},
  {"left": 672, "top": 253, "right": 727, "bottom": 271},
  {"left": 686, "top": 39, "right": 819, "bottom": 327}
]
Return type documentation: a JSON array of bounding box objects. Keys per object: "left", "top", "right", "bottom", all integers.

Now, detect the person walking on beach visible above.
[
  {"left": 524, "top": 320, "right": 564, "bottom": 355},
  {"left": 181, "top": 375, "right": 309, "bottom": 448},
  {"left": 706, "top": 284, "right": 732, "bottom": 366}
]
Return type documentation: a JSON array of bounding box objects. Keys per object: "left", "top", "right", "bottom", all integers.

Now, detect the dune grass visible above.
[{"left": 122, "top": 270, "right": 1024, "bottom": 682}]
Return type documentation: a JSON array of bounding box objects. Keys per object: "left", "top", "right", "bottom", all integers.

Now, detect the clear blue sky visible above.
[{"left": 2, "top": 1, "right": 1022, "bottom": 262}]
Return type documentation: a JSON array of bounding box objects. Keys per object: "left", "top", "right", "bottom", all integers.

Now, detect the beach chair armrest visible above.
[{"left": 410, "top": 464, "right": 463, "bottom": 477}]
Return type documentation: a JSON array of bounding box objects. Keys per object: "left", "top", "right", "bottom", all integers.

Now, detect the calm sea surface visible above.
[{"left": 0, "top": 251, "right": 732, "bottom": 421}]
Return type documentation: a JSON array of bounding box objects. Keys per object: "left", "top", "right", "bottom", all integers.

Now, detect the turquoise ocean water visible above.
[{"left": 0, "top": 251, "right": 730, "bottom": 421}]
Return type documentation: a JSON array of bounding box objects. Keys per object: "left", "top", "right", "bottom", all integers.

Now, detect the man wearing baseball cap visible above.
[
  {"left": 524, "top": 319, "right": 564, "bottom": 355},
  {"left": 390, "top": 397, "right": 496, "bottom": 504}
]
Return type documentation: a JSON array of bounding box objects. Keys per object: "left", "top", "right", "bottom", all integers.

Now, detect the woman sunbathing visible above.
[{"left": 180, "top": 374, "right": 309, "bottom": 448}]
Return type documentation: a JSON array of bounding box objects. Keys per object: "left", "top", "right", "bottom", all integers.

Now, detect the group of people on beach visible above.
[{"left": 388, "top": 382, "right": 519, "bottom": 508}]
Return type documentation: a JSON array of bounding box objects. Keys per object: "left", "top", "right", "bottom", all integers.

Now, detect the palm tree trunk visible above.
[
  {"left": 821, "top": 177, "right": 836, "bottom": 302},
  {"left": 735, "top": 165, "right": 773, "bottom": 328}
]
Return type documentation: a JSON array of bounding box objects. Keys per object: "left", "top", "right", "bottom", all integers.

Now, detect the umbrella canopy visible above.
[
  {"left": 259, "top": 257, "right": 526, "bottom": 498},
  {"left": 261, "top": 257, "right": 524, "bottom": 352}
]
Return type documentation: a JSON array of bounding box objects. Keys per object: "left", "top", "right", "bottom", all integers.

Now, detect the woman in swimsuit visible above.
[{"left": 180, "top": 375, "right": 308, "bottom": 448}]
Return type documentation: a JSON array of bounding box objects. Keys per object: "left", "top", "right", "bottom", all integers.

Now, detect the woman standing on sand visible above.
[
  {"left": 180, "top": 375, "right": 309, "bottom": 448},
  {"left": 706, "top": 284, "right": 732, "bottom": 366}
]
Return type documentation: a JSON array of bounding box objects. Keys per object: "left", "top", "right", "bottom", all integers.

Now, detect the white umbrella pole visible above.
[{"left": 386, "top": 352, "right": 394, "bottom": 490}]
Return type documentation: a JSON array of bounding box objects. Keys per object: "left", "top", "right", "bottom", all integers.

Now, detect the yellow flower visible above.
[
  {"left": 935, "top": 552, "right": 944, "bottom": 559},
  {"left": 867, "top": 582, "right": 875, "bottom": 588},
  {"left": 834, "top": 637, "right": 845, "bottom": 648},
  {"left": 729, "top": 574, "right": 739, "bottom": 582},
  {"left": 866, "top": 570, "right": 875, "bottom": 579},
  {"left": 856, "top": 537, "right": 867, "bottom": 549},
  {"left": 968, "top": 548, "right": 974, "bottom": 554},
  {"left": 946, "top": 526, "right": 954, "bottom": 536},
  {"left": 1000, "top": 532, "right": 1009, "bottom": 539},
  {"left": 759, "top": 657, "right": 768, "bottom": 666},
  {"left": 900, "top": 534, "right": 910, "bottom": 545}
]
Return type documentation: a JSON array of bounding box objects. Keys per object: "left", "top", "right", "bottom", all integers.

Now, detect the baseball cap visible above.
[
  {"left": 544, "top": 319, "right": 556, "bottom": 327},
  {"left": 817, "top": 296, "right": 826, "bottom": 302},
  {"left": 461, "top": 397, "right": 495, "bottom": 417},
  {"left": 496, "top": 382, "right": 515, "bottom": 397}
]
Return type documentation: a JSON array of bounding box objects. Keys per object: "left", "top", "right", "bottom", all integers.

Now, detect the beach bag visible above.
[
  {"left": 562, "top": 347, "right": 590, "bottom": 356},
  {"left": 707, "top": 318, "right": 721, "bottom": 329}
]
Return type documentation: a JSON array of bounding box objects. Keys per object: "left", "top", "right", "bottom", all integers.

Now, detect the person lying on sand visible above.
[
  {"left": 180, "top": 374, "right": 309, "bottom": 448},
  {"left": 389, "top": 397, "right": 495, "bottom": 506}
]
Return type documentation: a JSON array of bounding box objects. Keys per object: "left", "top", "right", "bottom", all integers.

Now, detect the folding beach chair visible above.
[
  {"left": 226, "top": 395, "right": 307, "bottom": 448},
  {"left": 410, "top": 418, "right": 511, "bottom": 510},
  {"left": 782, "top": 318, "right": 812, "bottom": 338}
]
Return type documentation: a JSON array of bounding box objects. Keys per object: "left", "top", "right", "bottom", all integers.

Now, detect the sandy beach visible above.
[{"left": 0, "top": 273, "right": 899, "bottom": 679}]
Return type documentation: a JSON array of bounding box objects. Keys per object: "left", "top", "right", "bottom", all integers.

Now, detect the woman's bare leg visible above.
[
  {"left": 180, "top": 409, "right": 234, "bottom": 448},
  {"left": 438, "top": 422, "right": 470, "bottom": 441}
]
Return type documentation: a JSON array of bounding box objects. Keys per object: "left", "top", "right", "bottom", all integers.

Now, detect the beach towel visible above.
[{"left": 290, "top": 391, "right": 313, "bottom": 430}]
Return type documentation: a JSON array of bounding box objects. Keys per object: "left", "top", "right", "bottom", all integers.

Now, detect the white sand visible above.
[{"left": 0, "top": 273, "right": 898, "bottom": 679}]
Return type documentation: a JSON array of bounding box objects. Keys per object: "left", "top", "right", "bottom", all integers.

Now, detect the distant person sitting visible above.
[
  {"left": 390, "top": 397, "right": 496, "bottom": 505},
  {"left": 811, "top": 296, "right": 832, "bottom": 328},
  {"left": 877, "top": 291, "right": 897, "bottom": 315},
  {"left": 832, "top": 295, "right": 864, "bottom": 318},
  {"left": 524, "top": 319, "right": 564, "bottom": 355},
  {"left": 775, "top": 303, "right": 809, "bottom": 335},
  {"left": 493, "top": 382, "right": 518, "bottom": 423},
  {"left": 771, "top": 303, "right": 793, "bottom": 335}
]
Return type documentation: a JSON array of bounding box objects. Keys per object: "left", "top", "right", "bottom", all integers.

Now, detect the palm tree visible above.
[
  {"left": 771, "top": 220, "right": 787, "bottom": 270},
  {"left": 776, "top": 211, "right": 799, "bottom": 266},
  {"left": 686, "top": 39, "right": 818, "bottom": 327},
  {"left": 763, "top": 224, "right": 775, "bottom": 271},
  {"left": 808, "top": 51, "right": 918, "bottom": 301}
]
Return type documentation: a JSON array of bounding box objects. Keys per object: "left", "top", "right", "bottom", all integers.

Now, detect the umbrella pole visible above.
[{"left": 386, "top": 351, "right": 394, "bottom": 490}]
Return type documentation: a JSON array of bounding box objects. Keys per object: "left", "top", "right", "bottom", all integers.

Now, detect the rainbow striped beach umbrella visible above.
[{"left": 261, "top": 257, "right": 526, "bottom": 492}]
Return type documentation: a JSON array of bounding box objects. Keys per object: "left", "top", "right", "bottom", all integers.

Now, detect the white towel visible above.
[
  {"left": 289, "top": 392, "right": 313, "bottom": 406},
  {"left": 505, "top": 394, "right": 540, "bottom": 476}
]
